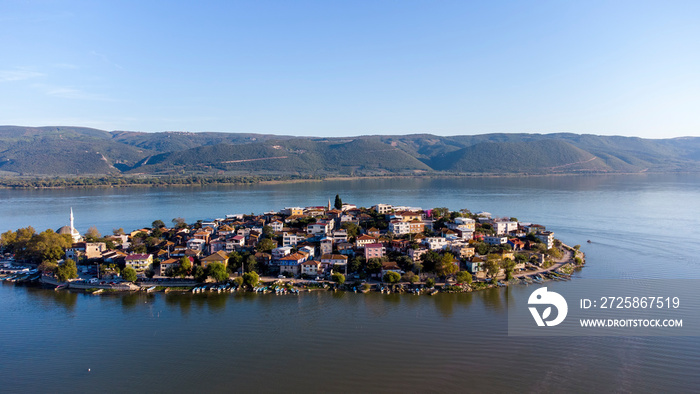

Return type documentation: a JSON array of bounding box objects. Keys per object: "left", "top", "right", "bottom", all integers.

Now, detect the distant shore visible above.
[{"left": 0, "top": 171, "right": 672, "bottom": 190}]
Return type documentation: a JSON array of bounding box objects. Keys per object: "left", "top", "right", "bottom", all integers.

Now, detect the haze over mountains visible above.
[{"left": 1, "top": 126, "right": 699, "bottom": 177}]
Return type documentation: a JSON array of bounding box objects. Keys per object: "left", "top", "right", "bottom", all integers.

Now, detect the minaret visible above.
[
  {"left": 328, "top": 199, "right": 331, "bottom": 211},
  {"left": 70, "top": 207, "right": 75, "bottom": 235},
  {"left": 69, "top": 207, "right": 80, "bottom": 242}
]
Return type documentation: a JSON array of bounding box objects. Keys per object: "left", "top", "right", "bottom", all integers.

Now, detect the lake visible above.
[{"left": 2, "top": 174, "right": 700, "bottom": 392}]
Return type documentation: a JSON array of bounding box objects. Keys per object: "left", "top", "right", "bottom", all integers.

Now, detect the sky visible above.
[{"left": 1, "top": 0, "right": 699, "bottom": 138}]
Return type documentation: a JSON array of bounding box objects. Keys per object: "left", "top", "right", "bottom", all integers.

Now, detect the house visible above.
[
  {"left": 102, "top": 249, "right": 127, "bottom": 264},
  {"left": 484, "top": 235, "right": 508, "bottom": 245},
  {"left": 159, "top": 258, "right": 180, "bottom": 276},
  {"left": 299, "top": 245, "right": 315, "bottom": 259},
  {"left": 283, "top": 232, "right": 306, "bottom": 247},
  {"left": 187, "top": 238, "right": 207, "bottom": 251},
  {"left": 535, "top": 231, "right": 555, "bottom": 249},
  {"left": 390, "top": 239, "right": 409, "bottom": 253},
  {"left": 125, "top": 254, "right": 153, "bottom": 272},
  {"left": 508, "top": 238, "right": 525, "bottom": 251},
  {"left": 320, "top": 237, "right": 333, "bottom": 255},
  {"left": 278, "top": 252, "right": 308, "bottom": 276},
  {"left": 272, "top": 246, "right": 293, "bottom": 261},
  {"left": 300, "top": 260, "right": 323, "bottom": 277},
  {"left": 449, "top": 244, "right": 475, "bottom": 259},
  {"left": 465, "top": 256, "right": 486, "bottom": 279},
  {"left": 331, "top": 229, "right": 348, "bottom": 242},
  {"left": 373, "top": 204, "right": 393, "bottom": 214},
  {"left": 388, "top": 220, "right": 410, "bottom": 235},
  {"left": 281, "top": 207, "right": 304, "bottom": 217},
  {"left": 408, "top": 220, "right": 425, "bottom": 234},
  {"left": 408, "top": 247, "right": 428, "bottom": 262},
  {"left": 366, "top": 227, "right": 381, "bottom": 237},
  {"left": 423, "top": 237, "right": 447, "bottom": 250},
  {"left": 336, "top": 242, "right": 354, "bottom": 256},
  {"left": 355, "top": 234, "right": 376, "bottom": 248},
  {"left": 319, "top": 254, "right": 348, "bottom": 273},
  {"left": 492, "top": 219, "right": 519, "bottom": 235},
  {"left": 364, "top": 243, "right": 386, "bottom": 260},
  {"left": 380, "top": 261, "right": 402, "bottom": 277},
  {"left": 200, "top": 250, "right": 229, "bottom": 269},
  {"left": 306, "top": 219, "right": 334, "bottom": 236},
  {"left": 209, "top": 238, "right": 227, "bottom": 254},
  {"left": 193, "top": 230, "right": 211, "bottom": 243},
  {"left": 66, "top": 242, "right": 107, "bottom": 261},
  {"left": 268, "top": 220, "right": 284, "bottom": 232}
]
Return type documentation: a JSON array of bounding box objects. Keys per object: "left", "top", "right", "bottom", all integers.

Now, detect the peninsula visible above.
[{"left": 0, "top": 198, "right": 585, "bottom": 294}]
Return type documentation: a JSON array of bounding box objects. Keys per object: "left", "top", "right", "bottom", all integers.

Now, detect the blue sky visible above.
[{"left": 1, "top": 0, "right": 698, "bottom": 138}]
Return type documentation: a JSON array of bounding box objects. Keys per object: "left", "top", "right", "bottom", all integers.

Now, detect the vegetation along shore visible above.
[{"left": 1, "top": 196, "right": 585, "bottom": 295}]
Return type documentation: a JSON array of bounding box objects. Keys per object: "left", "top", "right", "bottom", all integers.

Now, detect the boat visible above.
[{"left": 145, "top": 286, "right": 156, "bottom": 292}]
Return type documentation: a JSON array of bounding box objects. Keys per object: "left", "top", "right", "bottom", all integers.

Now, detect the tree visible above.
[
  {"left": 243, "top": 271, "right": 259, "bottom": 288},
  {"left": 207, "top": 262, "right": 229, "bottom": 282},
  {"left": 331, "top": 272, "right": 345, "bottom": 285},
  {"left": 401, "top": 271, "right": 419, "bottom": 283},
  {"left": 367, "top": 258, "right": 382, "bottom": 274},
  {"left": 425, "top": 278, "right": 436, "bottom": 288},
  {"left": 383, "top": 271, "right": 401, "bottom": 284},
  {"left": 334, "top": 194, "right": 343, "bottom": 210},
  {"left": 172, "top": 217, "right": 187, "bottom": 229},
  {"left": 455, "top": 270, "right": 473, "bottom": 284},
  {"left": 55, "top": 259, "right": 78, "bottom": 282},
  {"left": 26, "top": 229, "right": 72, "bottom": 263},
  {"left": 548, "top": 248, "right": 563, "bottom": 259},
  {"left": 0, "top": 229, "right": 18, "bottom": 252},
  {"left": 436, "top": 252, "right": 458, "bottom": 277},
  {"left": 152, "top": 220, "right": 165, "bottom": 229},
  {"left": 503, "top": 259, "right": 516, "bottom": 280},
  {"left": 85, "top": 226, "right": 101, "bottom": 241},
  {"left": 193, "top": 266, "right": 207, "bottom": 282},
  {"left": 262, "top": 225, "right": 275, "bottom": 239},
  {"left": 341, "top": 222, "right": 360, "bottom": 239},
  {"left": 178, "top": 257, "right": 192, "bottom": 277},
  {"left": 122, "top": 266, "right": 138, "bottom": 282},
  {"left": 484, "top": 259, "right": 501, "bottom": 279},
  {"left": 256, "top": 238, "right": 276, "bottom": 253},
  {"left": 227, "top": 251, "right": 243, "bottom": 274}
]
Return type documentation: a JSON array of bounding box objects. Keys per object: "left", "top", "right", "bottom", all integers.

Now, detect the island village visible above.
[{"left": 0, "top": 196, "right": 584, "bottom": 294}]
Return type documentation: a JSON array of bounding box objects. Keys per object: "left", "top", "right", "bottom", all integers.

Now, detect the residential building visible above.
[
  {"left": 200, "top": 251, "right": 229, "bottom": 269},
  {"left": 364, "top": 243, "right": 386, "bottom": 260},
  {"left": 484, "top": 235, "right": 508, "bottom": 245},
  {"left": 355, "top": 234, "right": 376, "bottom": 248},
  {"left": 535, "top": 231, "right": 555, "bottom": 249},
  {"left": 373, "top": 204, "right": 393, "bottom": 214},
  {"left": 423, "top": 237, "right": 447, "bottom": 250},
  {"left": 125, "top": 254, "right": 153, "bottom": 272}
]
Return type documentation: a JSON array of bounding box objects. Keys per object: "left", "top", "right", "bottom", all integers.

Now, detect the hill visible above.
[{"left": 0, "top": 125, "right": 699, "bottom": 178}]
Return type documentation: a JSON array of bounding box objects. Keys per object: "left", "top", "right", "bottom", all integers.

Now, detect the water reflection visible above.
[{"left": 26, "top": 287, "right": 78, "bottom": 313}]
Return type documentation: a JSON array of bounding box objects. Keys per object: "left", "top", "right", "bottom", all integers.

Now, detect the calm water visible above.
[{"left": 2, "top": 174, "right": 700, "bottom": 392}]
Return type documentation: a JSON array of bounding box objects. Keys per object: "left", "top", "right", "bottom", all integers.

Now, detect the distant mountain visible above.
[{"left": 0, "top": 125, "right": 699, "bottom": 177}]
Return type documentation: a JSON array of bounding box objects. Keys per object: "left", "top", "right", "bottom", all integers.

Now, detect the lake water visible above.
[{"left": 2, "top": 174, "right": 700, "bottom": 392}]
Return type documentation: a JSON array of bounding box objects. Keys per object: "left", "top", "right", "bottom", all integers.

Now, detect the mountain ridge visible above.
[{"left": 1, "top": 125, "right": 699, "bottom": 177}]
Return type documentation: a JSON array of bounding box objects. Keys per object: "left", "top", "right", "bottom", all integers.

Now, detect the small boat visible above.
[
  {"left": 587, "top": 240, "right": 591, "bottom": 243},
  {"left": 145, "top": 286, "right": 156, "bottom": 292}
]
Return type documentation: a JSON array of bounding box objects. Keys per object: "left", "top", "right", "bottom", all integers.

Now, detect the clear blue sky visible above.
[{"left": 1, "top": 0, "right": 699, "bottom": 138}]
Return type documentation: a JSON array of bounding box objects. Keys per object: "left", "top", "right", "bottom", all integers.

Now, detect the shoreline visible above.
[{"left": 0, "top": 171, "right": 681, "bottom": 190}]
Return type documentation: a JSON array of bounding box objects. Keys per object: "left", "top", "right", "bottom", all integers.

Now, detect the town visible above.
[{"left": 0, "top": 196, "right": 584, "bottom": 294}]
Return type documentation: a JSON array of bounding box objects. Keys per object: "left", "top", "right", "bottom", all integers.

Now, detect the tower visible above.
[
  {"left": 69, "top": 207, "right": 81, "bottom": 242},
  {"left": 328, "top": 199, "right": 331, "bottom": 211}
]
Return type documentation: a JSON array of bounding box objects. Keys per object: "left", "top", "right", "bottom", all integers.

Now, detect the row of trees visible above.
[{"left": 0, "top": 227, "right": 72, "bottom": 264}]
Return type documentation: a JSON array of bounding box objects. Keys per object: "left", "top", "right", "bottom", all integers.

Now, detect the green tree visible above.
[
  {"left": 401, "top": 271, "right": 419, "bottom": 283},
  {"left": 367, "top": 258, "right": 383, "bottom": 274},
  {"left": 243, "top": 271, "right": 259, "bottom": 287},
  {"left": 455, "top": 270, "right": 473, "bottom": 284},
  {"left": 0, "top": 230, "right": 18, "bottom": 252},
  {"left": 256, "top": 238, "right": 276, "bottom": 253},
  {"left": 262, "top": 225, "right": 275, "bottom": 239},
  {"left": 113, "top": 228, "right": 125, "bottom": 235},
  {"left": 178, "top": 257, "right": 192, "bottom": 277},
  {"left": 331, "top": 272, "right": 345, "bottom": 285},
  {"left": 383, "top": 271, "right": 401, "bottom": 283},
  {"left": 548, "top": 247, "right": 563, "bottom": 259},
  {"left": 437, "top": 252, "right": 458, "bottom": 277},
  {"left": 425, "top": 277, "right": 436, "bottom": 288},
  {"left": 193, "top": 266, "right": 207, "bottom": 283},
  {"left": 55, "top": 259, "right": 78, "bottom": 282},
  {"left": 503, "top": 259, "right": 516, "bottom": 280},
  {"left": 26, "top": 229, "right": 72, "bottom": 263},
  {"left": 334, "top": 194, "right": 343, "bottom": 210},
  {"left": 207, "top": 262, "right": 229, "bottom": 282},
  {"left": 484, "top": 258, "right": 501, "bottom": 279},
  {"left": 227, "top": 251, "right": 243, "bottom": 274},
  {"left": 122, "top": 266, "right": 138, "bottom": 282},
  {"left": 341, "top": 222, "right": 360, "bottom": 239},
  {"left": 152, "top": 220, "right": 165, "bottom": 229}
]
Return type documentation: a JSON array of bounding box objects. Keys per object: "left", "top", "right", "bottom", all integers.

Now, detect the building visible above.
[
  {"left": 373, "top": 204, "right": 393, "bottom": 214},
  {"left": 364, "top": 243, "right": 386, "bottom": 260},
  {"left": 423, "top": 237, "right": 447, "bottom": 250},
  {"left": 200, "top": 251, "right": 229, "bottom": 269},
  {"left": 535, "top": 231, "right": 555, "bottom": 249},
  {"left": 65, "top": 242, "right": 107, "bottom": 262},
  {"left": 388, "top": 220, "right": 410, "bottom": 235},
  {"left": 483, "top": 235, "right": 508, "bottom": 245},
  {"left": 355, "top": 234, "right": 376, "bottom": 248},
  {"left": 125, "top": 254, "right": 153, "bottom": 272}
]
